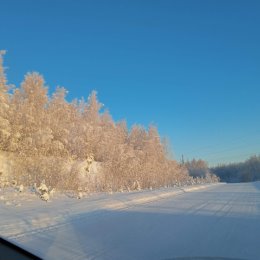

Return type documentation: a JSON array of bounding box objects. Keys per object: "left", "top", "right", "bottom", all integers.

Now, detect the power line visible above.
[
  {"left": 187, "top": 130, "right": 260, "bottom": 154},
  {"left": 209, "top": 152, "right": 259, "bottom": 167},
  {"left": 198, "top": 141, "right": 260, "bottom": 158},
  {"left": 182, "top": 145, "right": 259, "bottom": 166}
]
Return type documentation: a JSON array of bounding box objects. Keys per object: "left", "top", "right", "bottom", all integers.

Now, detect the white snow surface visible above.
[{"left": 1, "top": 182, "right": 260, "bottom": 260}]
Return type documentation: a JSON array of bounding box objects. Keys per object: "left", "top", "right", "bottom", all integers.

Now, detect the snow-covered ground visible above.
[{"left": 1, "top": 182, "right": 260, "bottom": 260}]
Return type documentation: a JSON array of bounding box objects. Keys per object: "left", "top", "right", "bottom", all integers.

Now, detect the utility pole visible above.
[{"left": 181, "top": 154, "right": 184, "bottom": 165}]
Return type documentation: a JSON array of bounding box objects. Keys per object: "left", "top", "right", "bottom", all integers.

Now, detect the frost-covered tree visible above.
[
  {"left": 79, "top": 91, "right": 104, "bottom": 159},
  {"left": 9, "top": 73, "right": 49, "bottom": 154},
  {"left": 185, "top": 159, "right": 209, "bottom": 178},
  {"left": 211, "top": 155, "right": 260, "bottom": 183},
  {"left": 47, "top": 87, "right": 73, "bottom": 156},
  {"left": 128, "top": 125, "right": 147, "bottom": 150},
  {"left": 0, "top": 51, "right": 11, "bottom": 150},
  {"left": 83, "top": 90, "right": 103, "bottom": 124}
]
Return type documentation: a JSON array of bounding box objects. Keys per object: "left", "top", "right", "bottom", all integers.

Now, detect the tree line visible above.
[
  {"left": 211, "top": 155, "right": 260, "bottom": 183},
  {"left": 0, "top": 51, "right": 218, "bottom": 192}
]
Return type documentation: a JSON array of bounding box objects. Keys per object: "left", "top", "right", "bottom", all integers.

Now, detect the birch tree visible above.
[{"left": 0, "top": 51, "right": 11, "bottom": 150}]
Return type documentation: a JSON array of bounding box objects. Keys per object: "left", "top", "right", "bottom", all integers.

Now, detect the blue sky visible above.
[{"left": 1, "top": 0, "right": 259, "bottom": 166}]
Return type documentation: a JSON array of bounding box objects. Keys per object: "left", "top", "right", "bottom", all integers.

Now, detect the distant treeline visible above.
[{"left": 211, "top": 155, "right": 260, "bottom": 183}]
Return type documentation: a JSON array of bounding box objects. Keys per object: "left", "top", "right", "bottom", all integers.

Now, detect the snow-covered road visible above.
[{"left": 1, "top": 182, "right": 260, "bottom": 260}]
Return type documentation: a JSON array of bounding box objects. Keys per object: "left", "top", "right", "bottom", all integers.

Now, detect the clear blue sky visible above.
[{"left": 1, "top": 0, "right": 260, "bottom": 166}]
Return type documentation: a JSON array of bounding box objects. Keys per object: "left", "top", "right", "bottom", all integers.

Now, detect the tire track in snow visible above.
[{"left": 7, "top": 184, "right": 219, "bottom": 241}]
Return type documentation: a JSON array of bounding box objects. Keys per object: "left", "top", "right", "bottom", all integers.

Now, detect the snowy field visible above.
[{"left": 1, "top": 182, "right": 260, "bottom": 260}]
